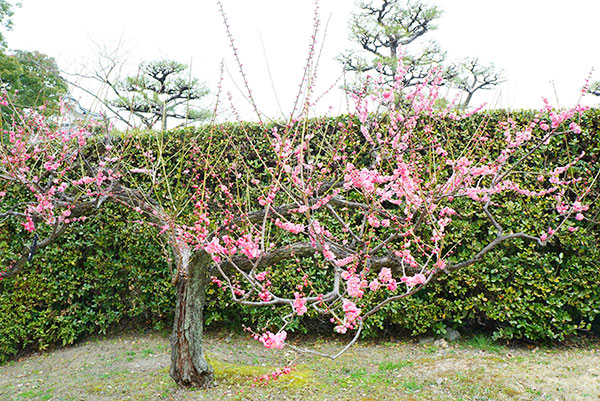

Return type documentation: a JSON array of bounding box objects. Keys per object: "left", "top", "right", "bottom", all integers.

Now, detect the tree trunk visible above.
[
  {"left": 463, "top": 91, "right": 474, "bottom": 107},
  {"left": 161, "top": 102, "right": 167, "bottom": 131},
  {"left": 169, "top": 251, "right": 214, "bottom": 388}
]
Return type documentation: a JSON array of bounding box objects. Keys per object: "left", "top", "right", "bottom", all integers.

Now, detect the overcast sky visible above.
[{"left": 5, "top": 0, "right": 600, "bottom": 121}]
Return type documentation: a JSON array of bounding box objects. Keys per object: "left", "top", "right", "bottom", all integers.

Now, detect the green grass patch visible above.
[
  {"left": 210, "top": 357, "right": 316, "bottom": 390},
  {"left": 379, "top": 360, "right": 414, "bottom": 371}
]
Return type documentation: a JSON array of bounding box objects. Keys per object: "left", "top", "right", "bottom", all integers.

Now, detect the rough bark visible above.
[{"left": 169, "top": 251, "right": 214, "bottom": 388}]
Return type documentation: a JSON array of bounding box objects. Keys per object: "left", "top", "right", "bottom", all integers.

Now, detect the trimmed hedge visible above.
[
  {"left": 1, "top": 110, "right": 599, "bottom": 363},
  {"left": 0, "top": 204, "right": 173, "bottom": 363}
]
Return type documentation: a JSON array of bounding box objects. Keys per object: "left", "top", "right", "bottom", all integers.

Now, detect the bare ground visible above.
[{"left": 0, "top": 331, "right": 598, "bottom": 400}]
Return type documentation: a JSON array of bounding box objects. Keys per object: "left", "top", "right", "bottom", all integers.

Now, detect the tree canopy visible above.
[
  {"left": 340, "top": 0, "right": 504, "bottom": 105},
  {"left": 0, "top": 2, "right": 68, "bottom": 122},
  {"left": 588, "top": 81, "right": 600, "bottom": 96},
  {"left": 452, "top": 57, "right": 505, "bottom": 107},
  {"left": 0, "top": 0, "right": 16, "bottom": 49},
  {"left": 0, "top": 50, "right": 68, "bottom": 121},
  {"left": 111, "top": 59, "right": 211, "bottom": 130},
  {"left": 339, "top": 0, "right": 449, "bottom": 88}
]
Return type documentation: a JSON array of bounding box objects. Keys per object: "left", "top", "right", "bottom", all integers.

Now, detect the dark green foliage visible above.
[
  {"left": 1, "top": 110, "right": 599, "bottom": 364},
  {"left": 370, "top": 229, "right": 600, "bottom": 341},
  {"left": 0, "top": 204, "right": 174, "bottom": 363},
  {"left": 0, "top": 50, "right": 67, "bottom": 120},
  {"left": 0, "top": 0, "right": 16, "bottom": 49}
]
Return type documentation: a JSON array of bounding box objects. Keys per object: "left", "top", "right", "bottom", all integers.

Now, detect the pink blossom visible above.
[
  {"left": 439, "top": 207, "right": 456, "bottom": 217},
  {"left": 343, "top": 164, "right": 386, "bottom": 195},
  {"left": 342, "top": 299, "right": 361, "bottom": 323},
  {"left": 22, "top": 216, "right": 35, "bottom": 232},
  {"left": 259, "top": 331, "right": 287, "bottom": 349},
  {"left": 576, "top": 213, "right": 584, "bottom": 221},
  {"left": 470, "top": 165, "right": 495, "bottom": 176},
  {"left": 322, "top": 244, "right": 335, "bottom": 260},
  {"left": 275, "top": 218, "right": 304, "bottom": 234},
  {"left": 435, "top": 146, "right": 448, "bottom": 157},
  {"left": 76, "top": 176, "right": 95, "bottom": 185},
  {"left": 394, "top": 249, "right": 418, "bottom": 268},
  {"left": 293, "top": 293, "right": 308, "bottom": 315},
  {"left": 556, "top": 203, "right": 569, "bottom": 215},
  {"left": 401, "top": 273, "right": 426, "bottom": 287},
  {"left": 211, "top": 276, "right": 223, "bottom": 289},
  {"left": 572, "top": 201, "right": 588, "bottom": 212},
  {"left": 252, "top": 366, "right": 294, "bottom": 386},
  {"left": 367, "top": 214, "right": 380, "bottom": 227},
  {"left": 378, "top": 267, "right": 392, "bottom": 283},
  {"left": 294, "top": 205, "right": 309, "bottom": 213},
  {"left": 454, "top": 157, "right": 472, "bottom": 174},
  {"left": 335, "top": 255, "right": 355, "bottom": 267},
  {"left": 312, "top": 220, "right": 323, "bottom": 235},
  {"left": 130, "top": 168, "right": 152, "bottom": 174},
  {"left": 369, "top": 279, "right": 381, "bottom": 292},
  {"left": 346, "top": 275, "right": 367, "bottom": 298},
  {"left": 44, "top": 161, "right": 60, "bottom": 171},
  {"left": 237, "top": 234, "right": 261, "bottom": 259},
  {"left": 259, "top": 289, "right": 272, "bottom": 302},
  {"left": 220, "top": 235, "right": 238, "bottom": 256},
  {"left": 204, "top": 237, "right": 226, "bottom": 263},
  {"left": 414, "top": 273, "right": 426, "bottom": 284},
  {"left": 255, "top": 271, "right": 267, "bottom": 281}
]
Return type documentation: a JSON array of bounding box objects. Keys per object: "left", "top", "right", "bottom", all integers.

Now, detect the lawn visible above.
[{"left": 0, "top": 330, "right": 598, "bottom": 400}]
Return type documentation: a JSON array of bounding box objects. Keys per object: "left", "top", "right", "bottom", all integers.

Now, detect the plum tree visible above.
[{"left": 1, "top": 3, "right": 594, "bottom": 391}]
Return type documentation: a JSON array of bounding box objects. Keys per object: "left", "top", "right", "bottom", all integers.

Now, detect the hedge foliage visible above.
[{"left": 1, "top": 109, "right": 599, "bottom": 363}]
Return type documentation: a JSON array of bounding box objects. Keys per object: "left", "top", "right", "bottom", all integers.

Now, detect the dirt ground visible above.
[{"left": 0, "top": 330, "right": 598, "bottom": 400}]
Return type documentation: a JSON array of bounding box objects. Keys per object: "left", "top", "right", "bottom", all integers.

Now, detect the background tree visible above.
[
  {"left": 452, "top": 57, "right": 505, "bottom": 107},
  {"left": 111, "top": 59, "right": 210, "bottom": 130},
  {"left": 0, "top": 50, "right": 68, "bottom": 120},
  {"left": 340, "top": 0, "right": 504, "bottom": 105},
  {"left": 339, "top": 0, "right": 449, "bottom": 88},
  {"left": 588, "top": 81, "right": 600, "bottom": 96},
  {"left": 0, "top": 0, "right": 17, "bottom": 49},
  {"left": 0, "top": 1, "right": 68, "bottom": 122}
]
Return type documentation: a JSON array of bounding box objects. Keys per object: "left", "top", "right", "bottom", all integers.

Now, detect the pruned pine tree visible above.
[
  {"left": 339, "top": 0, "right": 451, "bottom": 89},
  {"left": 111, "top": 59, "right": 210, "bottom": 130}
]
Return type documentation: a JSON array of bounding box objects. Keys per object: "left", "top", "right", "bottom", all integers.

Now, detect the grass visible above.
[
  {"left": 0, "top": 331, "right": 598, "bottom": 400},
  {"left": 462, "top": 334, "right": 506, "bottom": 353}
]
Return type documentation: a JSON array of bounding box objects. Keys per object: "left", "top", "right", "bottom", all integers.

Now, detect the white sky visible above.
[{"left": 5, "top": 0, "right": 600, "bottom": 122}]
